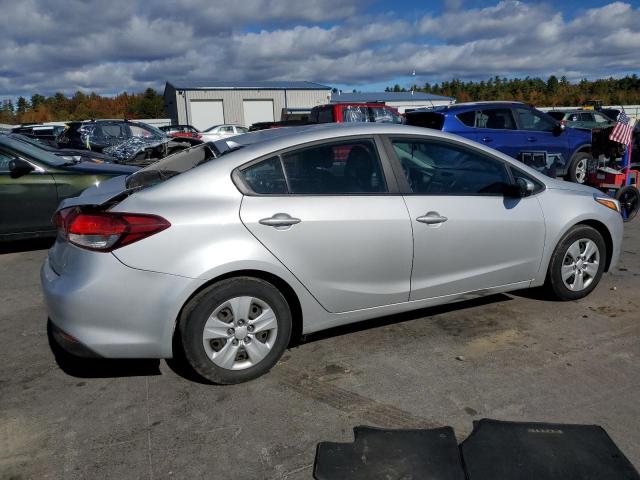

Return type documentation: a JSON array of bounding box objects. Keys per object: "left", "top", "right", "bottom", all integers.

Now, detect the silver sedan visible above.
[{"left": 41, "top": 123, "right": 623, "bottom": 384}]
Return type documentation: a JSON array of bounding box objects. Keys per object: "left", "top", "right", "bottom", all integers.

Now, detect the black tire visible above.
[
  {"left": 615, "top": 185, "right": 640, "bottom": 222},
  {"left": 178, "top": 277, "right": 292, "bottom": 384},
  {"left": 545, "top": 225, "right": 606, "bottom": 301},
  {"left": 566, "top": 151, "right": 592, "bottom": 184}
]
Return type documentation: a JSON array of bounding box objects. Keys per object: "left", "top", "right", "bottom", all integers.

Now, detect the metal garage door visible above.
[
  {"left": 243, "top": 100, "right": 274, "bottom": 127},
  {"left": 189, "top": 100, "right": 224, "bottom": 130}
]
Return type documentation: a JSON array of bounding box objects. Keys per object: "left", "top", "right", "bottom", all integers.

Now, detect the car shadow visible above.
[
  {"left": 47, "top": 294, "right": 513, "bottom": 382},
  {"left": 508, "top": 287, "right": 557, "bottom": 301},
  {"left": 297, "top": 293, "right": 513, "bottom": 346},
  {"left": 0, "top": 237, "right": 54, "bottom": 254}
]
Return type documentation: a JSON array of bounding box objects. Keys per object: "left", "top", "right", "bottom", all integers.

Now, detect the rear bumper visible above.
[
  {"left": 41, "top": 250, "right": 196, "bottom": 358},
  {"left": 47, "top": 319, "right": 102, "bottom": 358}
]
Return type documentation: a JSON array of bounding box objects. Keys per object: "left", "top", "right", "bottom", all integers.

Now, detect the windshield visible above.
[
  {"left": 125, "top": 143, "right": 219, "bottom": 189},
  {"left": 546, "top": 111, "right": 566, "bottom": 121},
  {"left": 0, "top": 134, "right": 68, "bottom": 166}
]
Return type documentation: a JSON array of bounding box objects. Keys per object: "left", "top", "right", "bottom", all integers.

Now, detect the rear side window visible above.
[
  {"left": 239, "top": 139, "right": 387, "bottom": 195},
  {"left": 391, "top": 139, "right": 511, "bottom": 195},
  {"left": 241, "top": 157, "right": 287, "bottom": 194},
  {"left": 282, "top": 139, "right": 386, "bottom": 194},
  {"left": 477, "top": 109, "right": 516, "bottom": 130},
  {"left": 456, "top": 111, "right": 476, "bottom": 127}
]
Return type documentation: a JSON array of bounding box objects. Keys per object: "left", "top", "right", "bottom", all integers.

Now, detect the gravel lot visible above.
[{"left": 1, "top": 221, "right": 639, "bottom": 479}]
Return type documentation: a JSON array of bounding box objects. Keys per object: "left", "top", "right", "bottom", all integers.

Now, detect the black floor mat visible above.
[
  {"left": 461, "top": 419, "right": 640, "bottom": 480},
  {"left": 313, "top": 420, "right": 640, "bottom": 480},
  {"left": 314, "top": 425, "right": 466, "bottom": 480}
]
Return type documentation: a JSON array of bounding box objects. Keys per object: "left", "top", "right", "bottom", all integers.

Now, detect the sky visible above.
[{"left": 0, "top": 0, "right": 639, "bottom": 98}]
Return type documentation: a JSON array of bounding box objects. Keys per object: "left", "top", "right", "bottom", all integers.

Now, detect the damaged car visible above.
[{"left": 56, "top": 119, "right": 201, "bottom": 165}]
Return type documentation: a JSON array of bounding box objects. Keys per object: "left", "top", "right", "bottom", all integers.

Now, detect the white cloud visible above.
[{"left": 0, "top": 0, "right": 639, "bottom": 97}]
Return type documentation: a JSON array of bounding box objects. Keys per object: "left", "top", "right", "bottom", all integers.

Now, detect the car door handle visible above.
[
  {"left": 416, "top": 212, "right": 448, "bottom": 225},
  {"left": 481, "top": 137, "right": 493, "bottom": 143},
  {"left": 259, "top": 213, "right": 301, "bottom": 228},
  {"left": 527, "top": 137, "right": 537, "bottom": 142}
]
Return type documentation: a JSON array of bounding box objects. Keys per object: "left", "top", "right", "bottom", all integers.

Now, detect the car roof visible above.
[
  {"left": 210, "top": 122, "right": 470, "bottom": 159},
  {"left": 408, "top": 101, "right": 529, "bottom": 115}
]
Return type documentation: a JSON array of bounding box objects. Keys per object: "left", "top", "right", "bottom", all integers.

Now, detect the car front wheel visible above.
[
  {"left": 179, "top": 277, "right": 292, "bottom": 384},
  {"left": 566, "top": 152, "right": 592, "bottom": 184},
  {"left": 546, "top": 225, "right": 606, "bottom": 300}
]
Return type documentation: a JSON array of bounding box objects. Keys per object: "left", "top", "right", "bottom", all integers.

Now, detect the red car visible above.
[
  {"left": 159, "top": 124, "right": 202, "bottom": 139},
  {"left": 310, "top": 103, "right": 403, "bottom": 124}
]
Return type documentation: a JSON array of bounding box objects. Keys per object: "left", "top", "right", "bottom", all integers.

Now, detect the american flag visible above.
[{"left": 609, "top": 111, "right": 635, "bottom": 145}]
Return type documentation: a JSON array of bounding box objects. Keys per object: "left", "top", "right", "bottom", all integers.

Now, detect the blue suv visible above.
[{"left": 406, "top": 102, "right": 592, "bottom": 183}]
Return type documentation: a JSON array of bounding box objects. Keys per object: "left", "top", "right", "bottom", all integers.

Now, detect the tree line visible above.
[
  {"left": 2, "top": 75, "right": 639, "bottom": 125},
  {"left": 386, "top": 75, "right": 640, "bottom": 107},
  {"left": 0, "top": 88, "right": 166, "bottom": 125}
]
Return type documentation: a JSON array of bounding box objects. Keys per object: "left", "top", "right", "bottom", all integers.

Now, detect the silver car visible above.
[
  {"left": 199, "top": 124, "right": 248, "bottom": 143},
  {"left": 41, "top": 123, "right": 623, "bottom": 384}
]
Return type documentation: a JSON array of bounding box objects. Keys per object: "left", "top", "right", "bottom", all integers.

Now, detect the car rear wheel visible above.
[
  {"left": 566, "top": 152, "right": 591, "bottom": 184},
  {"left": 545, "top": 225, "right": 606, "bottom": 300},
  {"left": 179, "top": 277, "right": 292, "bottom": 384}
]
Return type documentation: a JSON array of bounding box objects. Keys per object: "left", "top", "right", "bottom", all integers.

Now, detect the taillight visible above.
[{"left": 54, "top": 208, "right": 170, "bottom": 251}]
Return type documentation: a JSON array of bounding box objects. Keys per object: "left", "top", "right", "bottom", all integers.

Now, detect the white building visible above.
[{"left": 163, "top": 81, "right": 332, "bottom": 129}]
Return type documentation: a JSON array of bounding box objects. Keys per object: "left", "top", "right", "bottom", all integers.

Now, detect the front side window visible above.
[
  {"left": 593, "top": 113, "right": 610, "bottom": 123},
  {"left": 220, "top": 126, "right": 234, "bottom": 133},
  {"left": 282, "top": 139, "right": 387, "bottom": 194},
  {"left": 95, "top": 123, "right": 126, "bottom": 140},
  {"left": 477, "top": 109, "right": 517, "bottom": 130},
  {"left": 579, "top": 113, "right": 594, "bottom": 122},
  {"left": 516, "top": 108, "right": 556, "bottom": 132},
  {"left": 235, "top": 127, "right": 248, "bottom": 134},
  {"left": 391, "top": 139, "right": 511, "bottom": 195}
]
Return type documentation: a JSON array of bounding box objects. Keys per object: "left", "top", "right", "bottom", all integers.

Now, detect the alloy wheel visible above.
[
  {"left": 575, "top": 158, "right": 587, "bottom": 184},
  {"left": 561, "top": 238, "right": 600, "bottom": 291}
]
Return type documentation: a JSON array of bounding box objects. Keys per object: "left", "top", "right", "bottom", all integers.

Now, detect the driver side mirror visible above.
[
  {"left": 515, "top": 177, "right": 535, "bottom": 197},
  {"left": 552, "top": 123, "right": 565, "bottom": 136},
  {"left": 9, "top": 158, "right": 35, "bottom": 178}
]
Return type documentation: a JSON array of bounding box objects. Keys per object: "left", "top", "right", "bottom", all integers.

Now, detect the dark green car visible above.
[
  {"left": 547, "top": 109, "right": 615, "bottom": 130},
  {"left": 0, "top": 134, "right": 138, "bottom": 241}
]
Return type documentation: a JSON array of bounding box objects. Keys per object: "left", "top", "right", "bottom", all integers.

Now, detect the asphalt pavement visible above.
[{"left": 1, "top": 222, "right": 639, "bottom": 479}]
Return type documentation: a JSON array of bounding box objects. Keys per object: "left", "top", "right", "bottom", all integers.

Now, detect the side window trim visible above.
[
  {"left": 380, "top": 134, "right": 515, "bottom": 196},
  {"left": 233, "top": 135, "right": 401, "bottom": 196}
]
